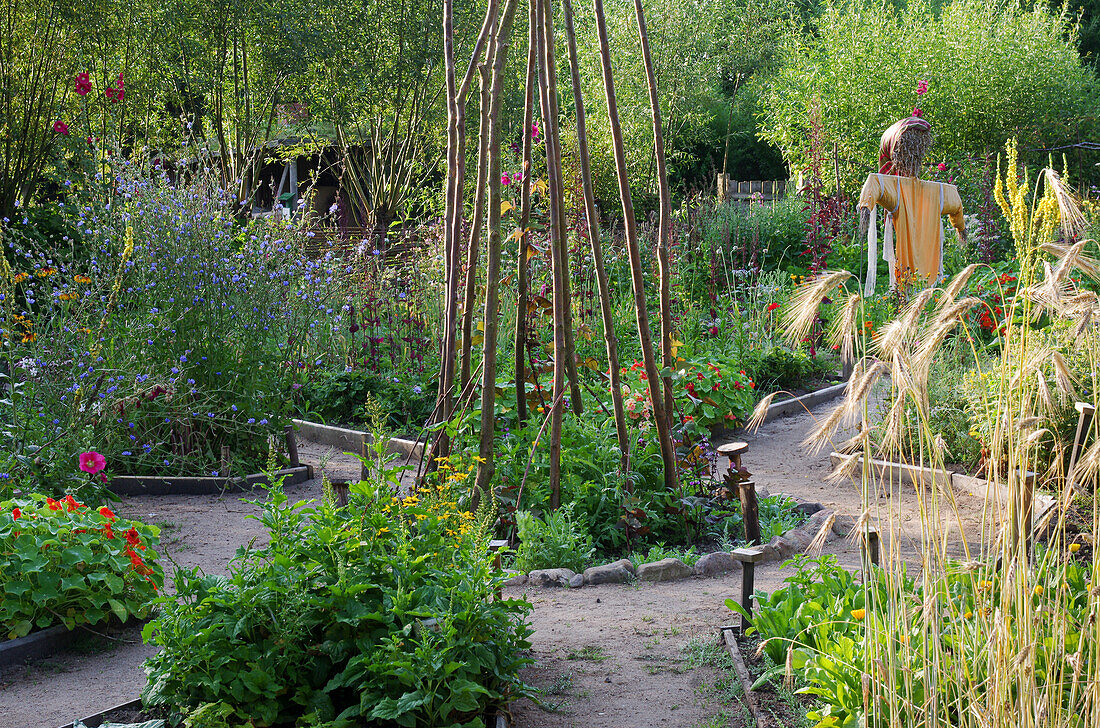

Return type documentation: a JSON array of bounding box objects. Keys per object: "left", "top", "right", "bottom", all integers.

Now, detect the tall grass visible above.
[{"left": 781, "top": 140, "right": 1100, "bottom": 727}]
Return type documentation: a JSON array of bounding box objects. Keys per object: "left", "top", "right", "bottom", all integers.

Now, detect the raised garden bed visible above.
[
  {"left": 109, "top": 464, "right": 313, "bottom": 496},
  {"left": 1, "top": 616, "right": 145, "bottom": 677},
  {"left": 55, "top": 699, "right": 514, "bottom": 728},
  {"left": 292, "top": 418, "right": 423, "bottom": 460},
  {"left": 828, "top": 452, "right": 1058, "bottom": 528}
]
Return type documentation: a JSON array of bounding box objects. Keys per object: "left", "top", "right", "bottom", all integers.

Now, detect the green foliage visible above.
[
  {"left": 513, "top": 504, "right": 595, "bottom": 573},
  {"left": 297, "top": 370, "right": 434, "bottom": 434},
  {"left": 758, "top": 0, "right": 1099, "bottom": 185},
  {"left": 627, "top": 543, "right": 699, "bottom": 568},
  {"left": 0, "top": 493, "right": 162, "bottom": 639},
  {"left": 142, "top": 481, "right": 532, "bottom": 727}
]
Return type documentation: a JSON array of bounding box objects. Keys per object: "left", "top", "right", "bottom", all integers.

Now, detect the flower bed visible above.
[{"left": 0, "top": 493, "right": 162, "bottom": 644}]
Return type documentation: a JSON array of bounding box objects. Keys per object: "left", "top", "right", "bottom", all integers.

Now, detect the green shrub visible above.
[
  {"left": 758, "top": 0, "right": 1099, "bottom": 185},
  {"left": 1, "top": 492, "right": 162, "bottom": 639},
  {"left": 142, "top": 482, "right": 532, "bottom": 727},
  {"left": 296, "top": 370, "right": 434, "bottom": 434},
  {"left": 513, "top": 505, "right": 595, "bottom": 573}
]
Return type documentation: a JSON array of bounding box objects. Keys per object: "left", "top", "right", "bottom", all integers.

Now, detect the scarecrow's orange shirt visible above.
[{"left": 858, "top": 173, "right": 965, "bottom": 285}]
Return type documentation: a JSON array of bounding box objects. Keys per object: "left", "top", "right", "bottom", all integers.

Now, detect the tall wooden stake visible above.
[
  {"left": 562, "top": 0, "right": 629, "bottom": 471},
  {"left": 475, "top": 0, "right": 521, "bottom": 496},
  {"left": 633, "top": 0, "right": 676, "bottom": 426},
  {"left": 513, "top": 0, "right": 538, "bottom": 428},
  {"left": 535, "top": 0, "right": 567, "bottom": 508},
  {"left": 592, "top": 0, "right": 677, "bottom": 489}
]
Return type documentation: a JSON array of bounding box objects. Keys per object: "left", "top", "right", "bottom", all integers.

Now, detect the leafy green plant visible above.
[
  {"left": 296, "top": 370, "right": 433, "bottom": 434},
  {"left": 627, "top": 543, "right": 699, "bottom": 568},
  {"left": 1, "top": 492, "right": 162, "bottom": 639},
  {"left": 513, "top": 504, "right": 595, "bottom": 573},
  {"left": 142, "top": 480, "right": 532, "bottom": 727}
]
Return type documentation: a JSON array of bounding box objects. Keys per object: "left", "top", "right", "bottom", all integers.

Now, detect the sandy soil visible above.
[{"left": 0, "top": 396, "right": 996, "bottom": 728}]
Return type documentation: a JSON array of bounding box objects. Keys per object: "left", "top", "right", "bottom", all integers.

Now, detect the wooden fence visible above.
[{"left": 716, "top": 176, "right": 789, "bottom": 203}]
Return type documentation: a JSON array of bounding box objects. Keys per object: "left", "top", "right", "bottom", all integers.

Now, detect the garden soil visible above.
[{"left": 0, "top": 397, "right": 993, "bottom": 728}]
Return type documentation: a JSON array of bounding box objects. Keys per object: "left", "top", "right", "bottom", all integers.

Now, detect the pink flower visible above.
[
  {"left": 52, "top": 120, "right": 69, "bottom": 135},
  {"left": 78, "top": 451, "right": 106, "bottom": 474},
  {"left": 75, "top": 72, "right": 92, "bottom": 96},
  {"left": 911, "top": 107, "right": 923, "bottom": 118},
  {"left": 916, "top": 79, "right": 928, "bottom": 96},
  {"left": 512, "top": 171, "right": 523, "bottom": 184},
  {"left": 531, "top": 123, "right": 540, "bottom": 139},
  {"left": 502, "top": 173, "right": 511, "bottom": 186},
  {"left": 937, "top": 162, "right": 947, "bottom": 172}
]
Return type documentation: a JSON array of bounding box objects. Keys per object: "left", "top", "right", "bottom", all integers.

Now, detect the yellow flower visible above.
[
  {"left": 376, "top": 527, "right": 389, "bottom": 535},
  {"left": 1033, "top": 585, "right": 1044, "bottom": 597},
  {"left": 964, "top": 611, "right": 973, "bottom": 619},
  {"left": 850, "top": 609, "right": 866, "bottom": 621},
  {"left": 73, "top": 274, "right": 92, "bottom": 284},
  {"left": 1070, "top": 543, "right": 1081, "bottom": 554},
  {"left": 977, "top": 580, "right": 993, "bottom": 592}
]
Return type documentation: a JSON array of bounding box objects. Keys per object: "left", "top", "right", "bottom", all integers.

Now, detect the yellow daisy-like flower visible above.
[
  {"left": 1069, "top": 543, "right": 1081, "bottom": 554},
  {"left": 850, "top": 609, "right": 866, "bottom": 621},
  {"left": 1033, "top": 585, "right": 1044, "bottom": 597}
]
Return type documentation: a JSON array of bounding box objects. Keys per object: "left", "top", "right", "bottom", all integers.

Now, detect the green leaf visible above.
[{"left": 108, "top": 598, "right": 128, "bottom": 623}]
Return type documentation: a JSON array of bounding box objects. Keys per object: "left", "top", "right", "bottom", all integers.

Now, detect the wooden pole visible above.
[
  {"left": 475, "top": 0, "right": 521, "bottom": 498},
  {"left": 534, "top": 0, "right": 565, "bottom": 509},
  {"left": 738, "top": 480, "right": 761, "bottom": 546},
  {"left": 513, "top": 0, "right": 538, "bottom": 428},
  {"left": 561, "top": 0, "right": 629, "bottom": 472},
  {"left": 632, "top": 0, "right": 677, "bottom": 427},
  {"left": 592, "top": 0, "right": 678, "bottom": 490}
]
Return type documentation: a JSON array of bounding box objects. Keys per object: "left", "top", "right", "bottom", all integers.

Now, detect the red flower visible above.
[
  {"left": 63, "top": 494, "right": 83, "bottom": 512},
  {"left": 708, "top": 326, "right": 719, "bottom": 336},
  {"left": 102, "top": 523, "right": 115, "bottom": 539},
  {"left": 125, "top": 528, "right": 142, "bottom": 547},
  {"left": 937, "top": 162, "right": 947, "bottom": 172},
  {"left": 767, "top": 302, "right": 781, "bottom": 312},
  {"left": 12, "top": 508, "right": 21, "bottom": 519},
  {"left": 79, "top": 451, "right": 106, "bottom": 474},
  {"left": 911, "top": 107, "right": 923, "bottom": 118},
  {"left": 98, "top": 506, "right": 117, "bottom": 521},
  {"left": 52, "top": 120, "right": 69, "bottom": 135},
  {"left": 75, "top": 72, "right": 92, "bottom": 96},
  {"left": 46, "top": 498, "right": 61, "bottom": 511}
]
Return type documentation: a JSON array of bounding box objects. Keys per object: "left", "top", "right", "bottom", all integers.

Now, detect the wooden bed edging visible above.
[
  {"left": 110, "top": 465, "right": 313, "bottom": 496},
  {"left": 291, "top": 419, "right": 424, "bottom": 460}
]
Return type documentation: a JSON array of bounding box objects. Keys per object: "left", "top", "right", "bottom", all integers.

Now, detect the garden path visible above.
[{"left": 0, "top": 397, "right": 993, "bottom": 728}]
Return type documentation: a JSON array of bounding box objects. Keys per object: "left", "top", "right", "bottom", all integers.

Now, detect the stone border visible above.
[
  {"left": 109, "top": 465, "right": 314, "bottom": 496},
  {"left": 827, "top": 452, "right": 1057, "bottom": 525},
  {"left": 292, "top": 418, "right": 424, "bottom": 460},
  {"left": 54, "top": 700, "right": 512, "bottom": 728},
  {"left": 504, "top": 496, "right": 840, "bottom": 589}
]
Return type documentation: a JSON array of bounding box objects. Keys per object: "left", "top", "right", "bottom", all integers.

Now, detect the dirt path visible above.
[{"left": 1, "top": 396, "right": 995, "bottom": 728}]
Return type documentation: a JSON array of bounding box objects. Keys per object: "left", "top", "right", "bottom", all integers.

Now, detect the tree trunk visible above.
[
  {"left": 460, "top": 27, "right": 500, "bottom": 391},
  {"left": 514, "top": 0, "right": 538, "bottom": 428},
  {"left": 562, "top": 0, "right": 629, "bottom": 472},
  {"left": 592, "top": 0, "right": 678, "bottom": 490},
  {"left": 475, "top": 0, "right": 520, "bottom": 497},
  {"left": 535, "top": 0, "right": 566, "bottom": 509},
  {"left": 633, "top": 0, "right": 677, "bottom": 431}
]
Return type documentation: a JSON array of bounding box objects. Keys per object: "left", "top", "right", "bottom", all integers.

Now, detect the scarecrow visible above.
[{"left": 858, "top": 115, "right": 967, "bottom": 296}]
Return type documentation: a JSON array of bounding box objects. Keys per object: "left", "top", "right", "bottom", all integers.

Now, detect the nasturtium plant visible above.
[{"left": 0, "top": 494, "right": 162, "bottom": 639}]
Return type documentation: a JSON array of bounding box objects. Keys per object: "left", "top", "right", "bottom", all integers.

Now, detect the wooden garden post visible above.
[
  {"left": 535, "top": 0, "right": 567, "bottom": 509},
  {"left": 632, "top": 0, "right": 677, "bottom": 426},
  {"left": 513, "top": 0, "right": 538, "bottom": 427},
  {"left": 592, "top": 0, "right": 678, "bottom": 489},
  {"left": 475, "top": 0, "right": 521, "bottom": 497},
  {"left": 561, "top": 0, "right": 630, "bottom": 472}
]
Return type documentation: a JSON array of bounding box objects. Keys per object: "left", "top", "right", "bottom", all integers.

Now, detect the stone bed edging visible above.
[
  {"left": 504, "top": 497, "right": 843, "bottom": 589},
  {"left": 827, "top": 452, "right": 1058, "bottom": 527}
]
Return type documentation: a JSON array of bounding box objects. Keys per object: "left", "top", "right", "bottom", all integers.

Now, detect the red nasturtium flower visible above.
[
  {"left": 12, "top": 508, "right": 21, "bottom": 519},
  {"left": 98, "top": 506, "right": 117, "bottom": 521},
  {"left": 52, "top": 120, "right": 69, "bottom": 135},
  {"left": 102, "top": 523, "right": 115, "bottom": 539},
  {"left": 46, "top": 498, "right": 61, "bottom": 511},
  {"left": 767, "top": 302, "right": 781, "bottom": 312},
  {"left": 125, "top": 527, "right": 143, "bottom": 548},
  {"left": 79, "top": 451, "right": 106, "bottom": 474},
  {"left": 63, "top": 494, "right": 83, "bottom": 512}
]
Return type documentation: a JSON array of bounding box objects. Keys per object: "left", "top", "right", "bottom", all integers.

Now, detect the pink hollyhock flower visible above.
[
  {"left": 52, "top": 120, "right": 69, "bottom": 135},
  {"left": 75, "top": 72, "right": 92, "bottom": 96},
  {"left": 79, "top": 451, "right": 107, "bottom": 474},
  {"left": 937, "top": 162, "right": 947, "bottom": 172},
  {"left": 911, "top": 107, "right": 923, "bottom": 118},
  {"left": 512, "top": 171, "right": 523, "bottom": 183},
  {"left": 916, "top": 79, "right": 928, "bottom": 96},
  {"left": 502, "top": 173, "right": 511, "bottom": 185}
]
